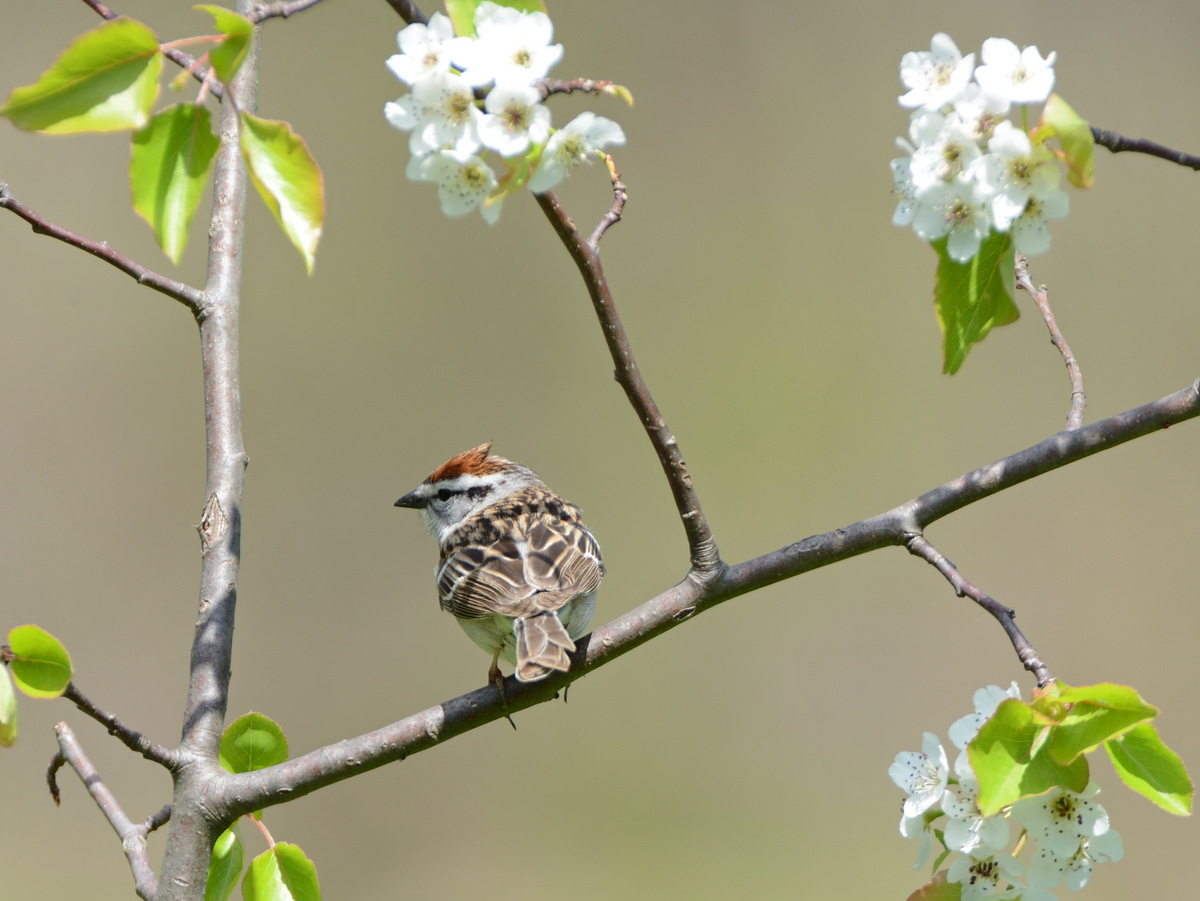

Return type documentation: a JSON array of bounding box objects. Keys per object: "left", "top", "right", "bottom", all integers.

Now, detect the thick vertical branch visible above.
[{"left": 157, "top": 4, "right": 261, "bottom": 899}]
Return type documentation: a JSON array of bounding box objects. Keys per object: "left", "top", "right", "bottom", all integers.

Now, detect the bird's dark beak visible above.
[{"left": 394, "top": 489, "right": 427, "bottom": 509}]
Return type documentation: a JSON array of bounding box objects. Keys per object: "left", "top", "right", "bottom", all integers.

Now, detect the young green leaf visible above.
[
  {"left": 205, "top": 826, "right": 245, "bottom": 901},
  {"left": 0, "top": 665, "right": 18, "bottom": 747},
  {"left": 970, "top": 698, "right": 1089, "bottom": 816},
  {"left": 1048, "top": 682, "right": 1159, "bottom": 763},
  {"left": 219, "top": 712, "right": 288, "bottom": 774},
  {"left": 239, "top": 113, "right": 324, "bottom": 274},
  {"left": 7, "top": 625, "right": 72, "bottom": 699},
  {"left": 1037, "top": 94, "right": 1095, "bottom": 189},
  {"left": 243, "top": 843, "right": 320, "bottom": 901},
  {"left": 195, "top": 6, "right": 254, "bottom": 84},
  {"left": 446, "top": 0, "right": 548, "bottom": 37},
  {"left": 1105, "top": 723, "right": 1193, "bottom": 815},
  {"left": 932, "top": 233, "right": 1020, "bottom": 375},
  {"left": 0, "top": 17, "right": 162, "bottom": 134},
  {"left": 131, "top": 103, "right": 220, "bottom": 263}
]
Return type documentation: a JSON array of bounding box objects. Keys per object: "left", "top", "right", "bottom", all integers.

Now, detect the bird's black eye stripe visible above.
[{"left": 467, "top": 486, "right": 487, "bottom": 500}]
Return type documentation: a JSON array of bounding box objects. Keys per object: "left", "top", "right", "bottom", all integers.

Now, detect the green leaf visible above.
[
  {"left": 243, "top": 844, "right": 320, "bottom": 901},
  {"left": 1048, "top": 682, "right": 1158, "bottom": 763},
  {"left": 1037, "top": 94, "right": 1094, "bottom": 189},
  {"left": 0, "top": 665, "right": 17, "bottom": 747},
  {"left": 205, "top": 825, "right": 245, "bottom": 901},
  {"left": 445, "top": 0, "right": 547, "bottom": 37},
  {"left": 7, "top": 625, "right": 72, "bottom": 699},
  {"left": 219, "top": 712, "right": 288, "bottom": 774},
  {"left": 1105, "top": 723, "right": 1193, "bottom": 815},
  {"left": 932, "top": 233, "right": 1020, "bottom": 374},
  {"left": 131, "top": 103, "right": 220, "bottom": 263},
  {"left": 239, "top": 113, "right": 324, "bottom": 275},
  {"left": 195, "top": 6, "right": 253, "bottom": 84},
  {"left": 0, "top": 17, "right": 162, "bottom": 133},
  {"left": 970, "top": 698, "right": 1090, "bottom": 816}
]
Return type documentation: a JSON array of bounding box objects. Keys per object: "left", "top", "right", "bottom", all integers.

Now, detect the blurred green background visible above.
[{"left": 3, "top": 1, "right": 1198, "bottom": 898}]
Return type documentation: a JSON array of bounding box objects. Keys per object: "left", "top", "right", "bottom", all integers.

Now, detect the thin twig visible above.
[
  {"left": 49, "top": 722, "right": 161, "bottom": 901},
  {"left": 144, "top": 803, "right": 173, "bottom": 834},
  {"left": 534, "top": 189, "right": 721, "bottom": 573},
  {"left": 0, "top": 183, "right": 206, "bottom": 314},
  {"left": 206, "top": 378, "right": 1200, "bottom": 819},
  {"left": 906, "top": 534, "right": 1054, "bottom": 686},
  {"left": 82, "top": 0, "right": 225, "bottom": 100},
  {"left": 587, "top": 154, "right": 627, "bottom": 249},
  {"left": 1091, "top": 126, "right": 1200, "bottom": 171},
  {"left": 63, "top": 682, "right": 179, "bottom": 768},
  {"left": 538, "top": 77, "right": 619, "bottom": 101},
  {"left": 1015, "top": 255, "right": 1085, "bottom": 430},
  {"left": 250, "top": 0, "right": 326, "bottom": 23}
]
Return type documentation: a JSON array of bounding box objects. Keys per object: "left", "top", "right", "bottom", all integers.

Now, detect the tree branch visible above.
[
  {"left": 0, "top": 183, "right": 205, "bottom": 314},
  {"left": 155, "top": 3, "right": 261, "bottom": 898},
  {"left": 906, "top": 534, "right": 1053, "bottom": 686},
  {"left": 588, "top": 154, "right": 627, "bottom": 249},
  {"left": 1015, "top": 255, "right": 1085, "bottom": 430},
  {"left": 1091, "top": 126, "right": 1200, "bottom": 170},
  {"left": 249, "top": 0, "right": 327, "bottom": 23},
  {"left": 63, "top": 681, "right": 179, "bottom": 769},
  {"left": 539, "top": 77, "right": 622, "bottom": 101},
  {"left": 48, "top": 722, "right": 162, "bottom": 901},
  {"left": 204, "top": 378, "right": 1199, "bottom": 819},
  {"left": 381, "top": 0, "right": 426, "bottom": 26},
  {"left": 82, "top": 0, "right": 224, "bottom": 100},
  {"left": 535, "top": 188, "right": 722, "bottom": 573}
]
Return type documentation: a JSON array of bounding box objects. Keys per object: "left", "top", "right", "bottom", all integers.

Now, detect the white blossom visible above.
[
  {"left": 947, "top": 847, "right": 1025, "bottom": 900},
  {"left": 912, "top": 175, "right": 991, "bottom": 263},
  {"left": 406, "top": 149, "right": 500, "bottom": 223},
  {"left": 909, "top": 114, "right": 984, "bottom": 191},
  {"left": 385, "top": 70, "right": 483, "bottom": 157},
  {"left": 1027, "top": 828, "right": 1123, "bottom": 892},
  {"left": 456, "top": 1, "right": 564, "bottom": 87},
  {"left": 899, "top": 33, "right": 975, "bottom": 111},
  {"left": 890, "top": 156, "right": 916, "bottom": 226},
  {"left": 889, "top": 732, "right": 949, "bottom": 819},
  {"left": 478, "top": 81, "right": 551, "bottom": 157},
  {"left": 527, "top": 112, "right": 626, "bottom": 194},
  {"left": 1011, "top": 183, "right": 1069, "bottom": 256},
  {"left": 385, "top": 13, "right": 473, "bottom": 86},
  {"left": 942, "top": 778, "right": 1010, "bottom": 855},
  {"left": 975, "top": 38, "right": 1057, "bottom": 106}
]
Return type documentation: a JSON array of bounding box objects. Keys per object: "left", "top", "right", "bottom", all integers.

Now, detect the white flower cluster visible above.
[
  {"left": 384, "top": 3, "right": 626, "bottom": 224},
  {"left": 890, "top": 684, "right": 1123, "bottom": 900},
  {"left": 891, "top": 34, "right": 1069, "bottom": 262}
]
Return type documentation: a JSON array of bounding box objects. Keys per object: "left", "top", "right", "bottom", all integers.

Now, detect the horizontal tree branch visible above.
[
  {"left": 1091, "top": 126, "right": 1200, "bottom": 170},
  {"left": 204, "top": 377, "right": 1199, "bottom": 823},
  {"left": 0, "top": 183, "right": 205, "bottom": 314}
]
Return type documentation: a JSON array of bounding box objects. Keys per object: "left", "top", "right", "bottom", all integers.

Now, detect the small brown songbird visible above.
[{"left": 394, "top": 443, "right": 604, "bottom": 686}]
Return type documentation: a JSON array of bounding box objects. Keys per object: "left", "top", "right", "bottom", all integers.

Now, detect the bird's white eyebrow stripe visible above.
[{"left": 426, "top": 473, "right": 493, "bottom": 491}]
